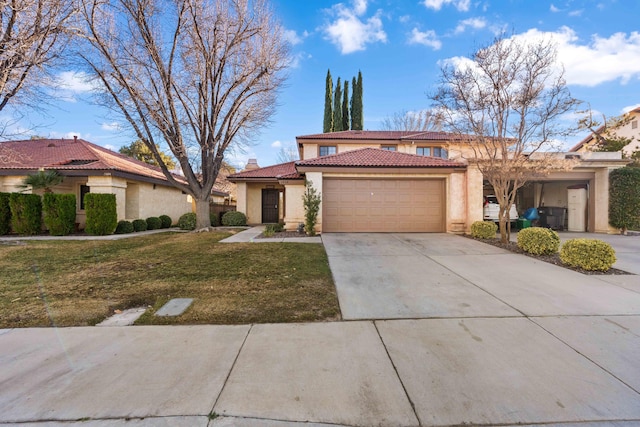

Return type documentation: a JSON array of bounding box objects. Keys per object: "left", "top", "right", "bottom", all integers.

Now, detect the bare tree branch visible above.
[{"left": 379, "top": 109, "right": 442, "bottom": 132}]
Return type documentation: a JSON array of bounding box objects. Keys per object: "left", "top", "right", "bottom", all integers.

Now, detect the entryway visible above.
[{"left": 261, "top": 189, "right": 279, "bottom": 223}]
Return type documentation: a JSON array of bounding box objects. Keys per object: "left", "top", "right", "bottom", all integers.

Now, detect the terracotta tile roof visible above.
[
  {"left": 296, "top": 148, "right": 465, "bottom": 168},
  {"left": 296, "top": 130, "right": 469, "bottom": 141},
  {"left": 0, "top": 138, "right": 185, "bottom": 184},
  {"left": 227, "top": 161, "right": 301, "bottom": 181}
]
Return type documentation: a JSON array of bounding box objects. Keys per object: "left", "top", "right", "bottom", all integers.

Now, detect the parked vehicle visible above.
[{"left": 483, "top": 195, "right": 518, "bottom": 223}]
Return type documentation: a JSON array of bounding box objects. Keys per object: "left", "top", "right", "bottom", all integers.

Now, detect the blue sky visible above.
[{"left": 6, "top": 0, "right": 640, "bottom": 169}]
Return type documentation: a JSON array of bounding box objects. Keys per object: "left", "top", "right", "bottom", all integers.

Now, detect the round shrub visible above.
[
  {"left": 210, "top": 212, "right": 219, "bottom": 227},
  {"left": 146, "top": 216, "right": 162, "bottom": 230},
  {"left": 470, "top": 220, "right": 497, "bottom": 239},
  {"left": 560, "top": 239, "right": 616, "bottom": 272},
  {"left": 178, "top": 212, "right": 197, "bottom": 230},
  {"left": 517, "top": 227, "right": 560, "bottom": 255},
  {"left": 132, "top": 218, "right": 148, "bottom": 232},
  {"left": 221, "top": 211, "right": 247, "bottom": 226},
  {"left": 159, "top": 214, "right": 172, "bottom": 228},
  {"left": 115, "top": 220, "right": 134, "bottom": 234}
]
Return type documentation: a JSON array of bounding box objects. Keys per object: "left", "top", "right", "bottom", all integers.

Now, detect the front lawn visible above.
[{"left": 0, "top": 232, "right": 340, "bottom": 327}]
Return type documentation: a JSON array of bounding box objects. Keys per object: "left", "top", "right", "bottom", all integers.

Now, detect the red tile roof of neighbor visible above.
[
  {"left": 296, "top": 148, "right": 465, "bottom": 168},
  {"left": 0, "top": 138, "right": 186, "bottom": 185},
  {"left": 227, "top": 161, "right": 301, "bottom": 181},
  {"left": 296, "top": 130, "right": 470, "bottom": 141}
]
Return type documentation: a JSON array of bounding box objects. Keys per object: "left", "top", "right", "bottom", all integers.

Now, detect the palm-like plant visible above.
[{"left": 20, "top": 170, "right": 64, "bottom": 193}]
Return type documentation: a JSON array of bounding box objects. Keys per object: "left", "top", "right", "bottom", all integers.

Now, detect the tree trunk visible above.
[{"left": 194, "top": 197, "right": 211, "bottom": 229}]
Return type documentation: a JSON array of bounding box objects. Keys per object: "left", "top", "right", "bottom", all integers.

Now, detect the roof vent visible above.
[
  {"left": 65, "top": 160, "right": 96, "bottom": 165},
  {"left": 47, "top": 143, "right": 56, "bottom": 147},
  {"left": 565, "top": 154, "right": 581, "bottom": 159}
]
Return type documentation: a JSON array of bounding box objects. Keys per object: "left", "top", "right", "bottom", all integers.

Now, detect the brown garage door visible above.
[{"left": 323, "top": 178, "right": 445, "bottom": 232}]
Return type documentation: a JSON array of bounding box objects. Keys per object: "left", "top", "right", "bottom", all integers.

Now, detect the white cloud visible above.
[
  {"left": 271, "top": 140, "right": 282, "bottom": 148},
  {"left": 101, "top": 122, "right": 121, "bottom": 131},
  {"left": 284, "top": 29, "right": 304, "bottom": 46},
  {"left": 56, "top": 71, "right": 96, "bottom": 93},
  {"left": 550, "top": 4, "right": 560, "bottom": 12},
  {"left": 622, "top": 104, "right": 640, "bottom": 114},
  {"left": 323, "top": 2, "right": 387, "bottom": 54},
  {"left": 422, "top": 0, "right": 470, "bottom": 12},
  {"left": 408, "top": 28, "right": 442, "bottom": 50},
  {"left": 104, "top": 144, "right": 116, "bottom": 151},
  {"left": 568, "top": 9, "right": 583, "bottom": 17},
  {"left": 454, "top": 17, "right": 487, "bottom": 34}
]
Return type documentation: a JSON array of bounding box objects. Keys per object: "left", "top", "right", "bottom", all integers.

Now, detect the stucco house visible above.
[
  {"left": 0, "top": 137, "right": 193, "bottom": 228},
  {"left": 570, "top": 107, "right": 640, "bottom": 157},
  {"left": 229, "top": 130, "right": 628, "bottom": 234}
]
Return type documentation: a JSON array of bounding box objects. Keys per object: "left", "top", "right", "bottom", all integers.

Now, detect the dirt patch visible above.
[
  {"left": 256, "top": 231, "right": 310, "bottom": 239},
  {"left": 466, "top": 235, "right": 631, "bottom": 275}
]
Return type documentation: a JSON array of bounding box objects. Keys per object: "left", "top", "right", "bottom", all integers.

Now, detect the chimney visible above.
[
  {"left": 73, "top": 135, "right": 78, "bottom": 142},
  {"left": 244, "top": 158, "right": 260, "bottom": 171}
]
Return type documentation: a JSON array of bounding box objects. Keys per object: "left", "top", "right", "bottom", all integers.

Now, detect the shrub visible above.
[
  {"left": 9, "top": 193, "right": 42, "bottom": 235},
  {"left": 609, "top": 167, "right": 640, "bottom": 233},
  {"left": 132, "top": 219, "right": 148, "bottom": 232},
  {"left": 470, "top": 220, "right": 497, "bottom": 239},
  {"left": 302, "top": 180, "right": 321, "bottom": 236},
  {"left": 221, "top": 211, "right": 247, "bottom": 226},
  {"left": 115, "top": 220, "right": 134, "bottom": 234},
  {"left": 178, "top": 212, "right": 197, "bottom": 230},
  {"left": 210, "top": 212, "right": 219, "bottom": 227},
  {"left": 85, "top": 193, "right": 117, "bottom": 235},
  {"left": 517, "top": 227, "right": 560, "bottom": 255},
  {"left": 146, "top": 216, "right": 162, "bottom": 230},
  {"left": 0, "top": 192, "right": 10, "bottom": 235},
  {"left": 159, "top": 214, "right": 172, "bottom": 228},
  {"left": 43, "top": 193, "right": 76, "bottom": 236},
  {"left": 560, "top": 239, "right": 616, "bottom": 272},
  {"left": 263, "top": 223, "right": 284, "bottom": 237}
]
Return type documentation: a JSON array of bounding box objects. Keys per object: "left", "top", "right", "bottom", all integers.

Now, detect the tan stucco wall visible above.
[
  {"left": 240, "top": 182, "right": 284, "bottom": 225},
  {"left": 593, "top": 168, "right": 616, "bottom": 233},
  {"left": 283, "top": 183, "right": 306, "bottom": 230},
  {"left": 135, "top": 182, "right": 192, "bottom": 223},
  {"left": 235, "top": 182, "right": 248, "bottom": 216}
]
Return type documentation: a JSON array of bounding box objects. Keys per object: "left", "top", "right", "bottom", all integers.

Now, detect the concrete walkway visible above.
[{"left": 1, "top": 233, "right": 640, "bottom": 426}]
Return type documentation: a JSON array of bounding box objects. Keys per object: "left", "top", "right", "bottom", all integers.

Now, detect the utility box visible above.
[
  {"left": 567, "top": 187, "right": 587, "bottom": 232},
  {"left": 516, "top": 218, "right": 531, "bottom": 229}
]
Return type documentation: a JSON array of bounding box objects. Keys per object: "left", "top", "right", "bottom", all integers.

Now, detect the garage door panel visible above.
[{"left": 323, "top": 178, "right": 445, "bottom": 233}]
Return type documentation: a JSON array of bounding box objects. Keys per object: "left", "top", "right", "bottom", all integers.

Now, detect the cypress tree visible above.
[
  {"left": 333, "top": 77, "right": 343, "bottom": 132},
  {"left": 352, "top": 70, "right": 364, "bottom": 130},
  {"left": 323, "top": 69, "right": 333, "bottom": 133},
  {"left": 350, "top": 76, "right": 357, "bottom": 130},
  {"left": 342, "top": 80, "right": 350, "bottom": 131}
]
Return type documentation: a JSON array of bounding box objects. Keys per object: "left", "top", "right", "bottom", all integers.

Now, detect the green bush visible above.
[
  {"left": 560, "top": 239, "right": 616, "bottom": 272},
  {"left": 517, "top": 227, "right": 560, "bottom": 255},
  {"left": 470, "top": 220, "right": 497, "bottom": 239},
  {"left": 85, "top": 193, "right": 117, "bottom": 235},
  {"left": 210, "top": 212, "right": 219, "bottom": 227},
  {"left": 132, "top": 219, "right": 148, "bottom": 232},
  {"left": 146, "top": 216, "right": 162, "bottom": 230},
  {"left": 263, "top": 223, "right": 284, "bottom": 237},
  {"left": 115, "top": 220, "right": 134, "bottom": 234},
  {"left": 302, "top": 180, "right": 321, "bottom": 236},
  {"left": 159, "top": 214, "right": 172, "bottom": 228},
  {"left": 609, "top": 167, "right": 640, "bottom": 232},
  {"left": 178, "top": 212, "right": 197, "bottom": 230},
  {"left": 221, "top": 211, "right": 247, "bottom": 226},
  {"left": 43, "top": 193, "right": 76, "bottom": 236},
  {"left": 0, "top": 192, "right": 10, "bottom": 235},
  {"left": 9, "top": 193, "right": 42, "bottom": 235}
]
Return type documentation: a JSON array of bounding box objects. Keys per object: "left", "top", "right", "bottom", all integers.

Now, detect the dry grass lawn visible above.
[{"left": 0, "top": 232, "right": 340, "bottom": 327}]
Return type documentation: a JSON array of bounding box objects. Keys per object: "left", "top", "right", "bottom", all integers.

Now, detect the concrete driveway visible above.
[{"left": 322, "top": 233, "right": 640, "bottom": 320}]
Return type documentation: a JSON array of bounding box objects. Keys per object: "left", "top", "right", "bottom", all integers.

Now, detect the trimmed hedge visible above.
[
  {"left": 517, "top": 227, "right": 560, "bottom": 255},
  {"left": 221, "top": 211, "right": 247, "bottom": 226},
  {"left": 560, "top": 238, "right": 616, "bottom": 272},
  {"left": 85, "top": 193, "right": 117, "bottom": 235},
  {"left": 115, "top": 220, "right": 134, "bottom": 234},
  {"left": 210, "top": 212, "right": 219, "bottom": 227},
  {"left": 146, "top": 216, "right": 162, "bottom": 230},
  {"left": 0, "top": 192, "right": 10, "bottom": 235},
  {"left": 178, "top": 212, "right": 197, "bottom": 230},
  {"left": 132, "top": 219, "right": 148, "bottom": 232},
  {"left": 609, "top": 167, "right": 640, "bottom": 232},
  {"left": 470, "top": 220, "right": 497, "bottom": 239},
  {"left": 43, "top": 193, "right": 76, "bottom": 236},
  {"left": 9, "top": 193, "right": 42, "bottom": 235},
  {"left": 159, "top": 214, "right": 172, "bottom": 228}
]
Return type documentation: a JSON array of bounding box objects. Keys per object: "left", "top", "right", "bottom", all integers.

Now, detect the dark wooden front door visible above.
[{"left": 262, "top": 189, "right": 279, "bottom": 223}]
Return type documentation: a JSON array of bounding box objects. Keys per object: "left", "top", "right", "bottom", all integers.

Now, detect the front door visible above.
[{"left": 262, "top": 189, "right": 279, "bottom": 223}]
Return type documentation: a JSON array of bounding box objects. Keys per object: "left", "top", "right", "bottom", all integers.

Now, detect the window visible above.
[
  {"left": 381, "top": 145, "right": 397, "bottom": 151},
  {"left": 632, "top": 120, "right": 638, "bottom": 130},
  {"left": 416, "top": 146, "right": 448, "bottom": 158},
  {"left": 79, "top": 185, "right": 90, "bottom": 210},
  {"left": 319, "top": 145, "right": 337, "bottom": 157}
]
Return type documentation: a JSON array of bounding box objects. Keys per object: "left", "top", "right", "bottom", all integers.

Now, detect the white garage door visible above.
[{"left": 323, "top": 178, "right": 445, "bottom": 232}]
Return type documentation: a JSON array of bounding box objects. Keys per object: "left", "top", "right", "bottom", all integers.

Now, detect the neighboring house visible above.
[
  {"left": 229, "top": 130, "right": 629, "bottom": 234},
  {"left": 0, "top": 137, "right": 193, "bottom": 228},
  {"left": 570, "top": 107, "right": 640, "bottom": 156}
]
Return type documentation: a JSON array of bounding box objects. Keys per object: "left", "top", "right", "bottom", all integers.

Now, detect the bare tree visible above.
[
  {"left": 578, "top": 109, "right": 635, "bottom": 154},
  {"left": 78, "top": 0, "right": 289, "bottom": 228},
  {"left": 432, "top": 35, "right": 579, "bottom": 242},
  {"left": 0, "top": 0, "right": 76, "bottom": 134},
  {"left": 380, "top": 109, "right": 442, "bottom": 132},
  {"left": 276, "top": 144, "right": 298, "bottom": 163}
]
